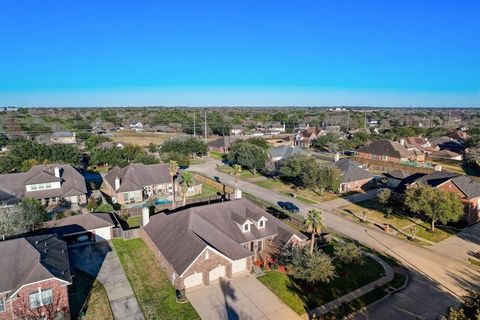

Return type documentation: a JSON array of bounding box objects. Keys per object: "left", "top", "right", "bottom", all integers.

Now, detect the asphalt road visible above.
[{"left": 191, "top": 158, "right": 480, "bottom": 320}]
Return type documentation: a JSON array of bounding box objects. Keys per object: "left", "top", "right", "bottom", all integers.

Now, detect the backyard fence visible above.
[
  {"left": 193, "top": 173, "right": 234, "bottom": 194},
  {"left": 112, "top": 227, "right": 140, "bottom": 239}
]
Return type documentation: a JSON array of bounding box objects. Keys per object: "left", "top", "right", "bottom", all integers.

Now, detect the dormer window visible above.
[
  {"left": 243, "top": 223, "right": 250, "bottom": 232},
  {"left": 258, "top": 220, "right": 264, "bottom": 229}
]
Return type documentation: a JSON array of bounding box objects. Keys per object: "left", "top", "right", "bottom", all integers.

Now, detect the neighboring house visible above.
[
  {"left": 429, "top": 149, "right": 463, "bottom": 161},
  {"left": 230, "top": 125, "right": 244, "bottom": 136},
  {"left": 356, "top": 139, "right": 425, "bottom": 163},
  {"left": 207, "top": 136, "right": 240, "bottom": 153},
  {"left": 382, "top": 170, "right": 413, "bottom": 188},
  {"left": 295, "top": 127, "right": 326, "bottom": 148},
  {"left": 102, "top": 163, "right": 191, "bottom": 205},
  {"left": 0, "top": 164, "right": 88, "bottom": 207},
  {"left": 269, "top": 145, "right": 307, "bottom": 163},
  {"left": 102, "top": 122, "right": 118, "bottom": 131},
  {"left": 402, "top": 171, "right": 480, "bottom": 225},
  {"left": 141, "top": 199, "right": 306, "bottom": 290},
  {"left": 447, "top": 130, "right": 470, "bottom": 142},
  {"left": 398, "top": 137, "right": 438, "bottom": 154},
  {"left": 0, "top": 235, "right": 72, "bottom": 320},
  {"left": 252, "top": 131, "right": 264, "bottom": 137},
  {"left": 47, "top": 213, "right": 116, "bottom": 246},
  {"left": 50, "top": 131, "right": 76, "bottom": 144},
  {"left": 429, "top": 136, "right": 465, "bottom": 153},
  {"left": 100, "top": 141, "right": 126, "bottom": 149},
  {"left": 333, "top": 158, "right": 375, "bottom": 193},
  {"left": 265, "top": 122, "right": 286, "bottom": 134}
]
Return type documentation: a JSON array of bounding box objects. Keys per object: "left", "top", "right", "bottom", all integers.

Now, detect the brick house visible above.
[
  {"left": 333, "top": 158, "right": 374, "bottom": 193},
  {"left": 356, "top": 139, "right": 425, "bottom": 163},
  {"left": 141, "top": 199, "right": 306, "bottom": 290},
  {"left": 403, "top": 171, "right": 480, "bottom": 225},
  {"left": 0, "top": 164, "right": 88, "bottom": 207},
  {"left": 0, "top": 235, "right": 71, "bottom": 320}
]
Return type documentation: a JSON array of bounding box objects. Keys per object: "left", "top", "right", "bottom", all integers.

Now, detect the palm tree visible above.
[
  {"left": 168, "top": 160, "right": 179, "bottom": 209},
  {"left": 233, "top": 164, "right": 242, "bottom": 189},
  {"left": 304, "top": 209, "right": 325, "bottom": 254},
  {"left": 180, "top": 171, "right": 194, "bottom": 207}
]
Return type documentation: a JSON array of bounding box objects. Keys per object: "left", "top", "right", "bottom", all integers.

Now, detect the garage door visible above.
[
  {"left": 209, "top": 266, "right": 226, "bottom": 282},
  {"left": 231, "top": 258, "right": 247, "bottom": 274},
  {"left": 184, "top": 272, "right": 203, "bottom": 288}
]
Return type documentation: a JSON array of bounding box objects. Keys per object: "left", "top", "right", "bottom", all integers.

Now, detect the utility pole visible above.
[
  {"left": 364, "top": 111, "right": 367, "bottom": 130},
  {"left": 346, "top": 110, "right": 350, "bottom": 131},
  {"left": 193, "top": 112, "right": 196, "bottom": 137},
  {"left": 448, "top": 110, "right": 451, "bottom": 127},
  {"left": 204, "top": 111, "right": 207, "bottom": 143}
]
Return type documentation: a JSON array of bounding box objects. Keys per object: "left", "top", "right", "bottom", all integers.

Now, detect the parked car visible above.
[{"left": 277, "top": 201, "right": 300, "bottom": 213}]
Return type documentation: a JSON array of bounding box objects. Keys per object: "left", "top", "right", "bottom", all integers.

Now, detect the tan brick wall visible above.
[{"left": 0, "top": 279, "right": 70, "bottom": 320}]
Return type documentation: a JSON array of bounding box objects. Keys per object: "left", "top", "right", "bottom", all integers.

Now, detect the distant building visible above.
[
  {"left": 230, "top": 125, "right": 244, "bottom": 136},
  {"left": 50, "top": 131, "right": 76, "bottom": 144},
  {"left": 269, "top": 145, "right": 307, "bottom": 163},
  {"left": 429, "top": 149, "right": 463, "bottom": 161},
  {"left": 356, "top": 139, "right": 425, "bottom": 163},
  {"left": 295, "top": 127, "right": 326, "bottom": 148},
  {"left": 208, "top": 136, "right": 240, "bottom": 153},
  {"left": 332, "top": 158, "right": 374, "bottom": 193}
]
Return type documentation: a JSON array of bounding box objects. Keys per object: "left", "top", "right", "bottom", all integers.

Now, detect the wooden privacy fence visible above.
[
  {"left": 353, "top": 157, "right": 437, "bottom": 175},
  {"left": 112, "top": 227, "right": 140, "bottom": 239},
  {"left": 193, "top": 173, "right": 234, "bottom": 194}
]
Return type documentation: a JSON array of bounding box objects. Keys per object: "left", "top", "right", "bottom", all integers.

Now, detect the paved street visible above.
[
  {"left": 186, "top": 273, "right": 304, "bottom": 320},
  {"left": 191, "top": 158, "right": 480, "bottom": 319}
]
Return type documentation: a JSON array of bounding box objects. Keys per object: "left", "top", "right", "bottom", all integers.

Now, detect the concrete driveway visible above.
[
  {"left": 186, "top": 273, "right": 304, "bottom": 320},
  {"left": 69, "top": 242, "right": 144, "bottom": 320}
]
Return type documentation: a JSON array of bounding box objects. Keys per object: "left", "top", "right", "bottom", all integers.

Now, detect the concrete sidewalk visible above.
[{"left": 309, "top": 253, "right": 394, "bottom": 317}]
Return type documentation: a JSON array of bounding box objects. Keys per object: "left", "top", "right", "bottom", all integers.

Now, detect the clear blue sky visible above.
[{"left": 0, "top": 0, "right": 479, "bottom": 107}]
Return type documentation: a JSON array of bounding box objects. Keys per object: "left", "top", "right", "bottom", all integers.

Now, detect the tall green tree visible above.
[
  {"left": 0, "top": 198, "right": 48, "bottom": 238},
  {"left": 304, "top": 209, "right": 325, "bottom": 254},
  {"left": 179, "top": 171, "right": 195, "bottom": 207},
  {"left": 405, "top": 186, "right": 464, "bottom": 231},
  {"left": 226, "top": 141, "right": 268, "bottom": 175},
  {"left": 168, "top": 160, "right": 179, "bottom": 209},
  {"left": 317, "top": 166, "right": 341, "bottom": 195}
]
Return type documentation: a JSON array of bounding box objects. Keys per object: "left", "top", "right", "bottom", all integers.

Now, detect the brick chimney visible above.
[
  {"left": 54, "top": 166, "right": 60, "bottom": 178},
  {"left": 115, "top": 177, "right": 121, "bottom": 190},
  {"left": 142, "top": 207, "right": 150, "bottom": 227}
]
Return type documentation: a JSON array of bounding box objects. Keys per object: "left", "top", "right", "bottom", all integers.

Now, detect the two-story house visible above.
[
  {"left": 0, "top": 235, "right": 72, "bottom": 320},
  {"left": 141, "top": 199, "right": 306, "bottom": 290},
  {"left": 0, "top": 164, "right": 88, "bottom": 206},
  {"left": 295, "top": 127, "right": 326, "bottom": 148}
]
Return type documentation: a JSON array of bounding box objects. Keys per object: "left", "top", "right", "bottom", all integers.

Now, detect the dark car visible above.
[{"left": 277, "top": 201, "right": 300, "bottom": 213}]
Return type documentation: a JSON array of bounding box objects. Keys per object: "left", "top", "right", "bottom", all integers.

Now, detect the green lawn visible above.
[
  {"left": 340, "top": 200, "right": 456, "bottom": 243},
  {"left": 209, "top": 150, "right": 224, "bottom": 160},
  {"left": 255, "top": 178, "right": 338, "bottom": 204},
  {"left": 69, "top": 269, "right": 113, "bottom": 320},
  {"left": 258, "top": 255, "right": 384, "bottom": 315},
  {"left": 126, "top": 215, "right": 142, "bottom": 228},
  {"left": 95, "top": 202, "right": 114, "bottom": 213},
  {"left": 190, "top": 184, "right": 220, "bottom": 199},
  {"left": 112, "top": 238, "right": 200, "bottom": 320}
]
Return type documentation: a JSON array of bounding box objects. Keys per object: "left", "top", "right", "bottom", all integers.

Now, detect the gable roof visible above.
[
  {"left": 143, "top": 199, "right": 306, "bottom": 275},
  {"left": 357, "top": 140, "right": 415, "bottom": 159},
  {"left": 0, "top": 235, "right": 71, "bottom": 298},
  {"left": 47, "top": 213, "right": 115, "bottom": 237},
  {"left": 269, "top": 145, "right": 306, "bottom": 159},
  {"left": 207, "top": 136, "right": 240, "bottom": 149},
  {"left": 0, "top": 164, "right": 87, "bottom": 203},
  {"left": 334, "top": 158, "right": 374, "bottom": 183},
  {"left": 104, "top": 163, "right": 172, "bottom": 193},
  {"left": 405, "top": 171, "right": 480, "bottom": 199}
]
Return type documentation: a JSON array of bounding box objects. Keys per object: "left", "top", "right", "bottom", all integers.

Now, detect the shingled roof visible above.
[
  {"left": 0, "top": 164, "right": 87, "bottom": 204},
  {"left": 357, "top": 139, "right": 415, "bottom": 159},
  {"left": 0, "top": 235, "right": 71, "bottom": 299},
  {"left": 105, "top": 163, "right": 172, "bottom": 193},
  {"left": 47, "top": 213, "right": 116, "bottom": 237},
  {"left": 143, "top": 199, "right": 306, "bottom": 275},
  {"left": 334, "top": 158, "right": 374, "bottom": 183}
]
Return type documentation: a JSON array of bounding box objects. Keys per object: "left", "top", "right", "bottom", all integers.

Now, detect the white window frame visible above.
[
  {"left": 243, "top": 223, "right": 250, "bottom": 232},
  {"left": 0, "top": 298, "right": 5, "bottom": 312},
  {"left": 29, "top": 288, "right": 52, "bottom": 309}
]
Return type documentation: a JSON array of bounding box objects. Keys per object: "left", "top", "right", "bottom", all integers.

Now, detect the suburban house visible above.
[
  {"left": 382, "top": 170, "right": 414, "bottom": 188},
  {"left": 141, "top": 199, "right": 306, "bottom": 290},
  {"left": 103, "top": 163, "right": 174, "bottom": 205},
  {"left": 207, "top": 136, "right": 240, "bottom": 153},
  {"left": 401, "top": 171, "right": 480, "bottom": 224},
  {"left": 429, "top": 149, "right": 463, "bottom": 161},
  {"left": 47, "top": 213, "right": 116, "bottom": 246},
  {"left": 50, "top": 131, "right": 76, "bottom": 144},
  {"left": 429, "top": 136, "right": 465, "bottom": 153},
  {"left": 295, "top": 127, "right": 326, "bottom": 148},
  {"left": 269, "top": 145, "right": 307, "bottom": 163},
  {"left": 333, "top": 158, "right": 375, "bottom": 193},
  {"left": 356, "top": 139, "right": 425, "bottom": 163},
  {"left": 0, "top": 235, "right": 72, "bottom": 320},
  {"left": 398, "top": 137, "right": 438, "bottom": 154},
  {"left": 264, "top": 122, "right": 286, "bottom": 134},
  {"left": 0, "top": 164, "right": 88, "bottom": 207},
  {"left": 230, "top": 125, "right": 244, "bottom": 136},
  {"left": 447, "top": 130, "right": 470, "bottom": 142},
  {"left": 100, "top": 141, "right": 126, "bottom": 149}
]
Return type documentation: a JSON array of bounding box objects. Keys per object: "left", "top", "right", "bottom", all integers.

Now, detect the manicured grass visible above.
[
  {"left": 112, "top": 131, "right": 177, "bottom": 147},
  {"left": 322, "top": 272, "right": 407, "bottom": 319},
  {"left": 126, "top": 215, "right": 142, "bottom": 228},
  {"left": 209, "top": 150, "right": 224, "bottom": 160},
  {"left": 69, "top": 270, "right": 113, "bottom": 320},
  {"left": 258, "top": 255, "right": 384, "bottom": 315},
  {"left": 95, "top": 202, "right": 114, "bottom": 213},
  {"left": 189, "top": 184, "right": 220, "bottom": 199},
  {"left": 255, "top": 178, "right": 338, "bottom": 204},
  {"left": 340, "top": 200, "right": 456, "bottom": 243},
  {"left": 112, "top": 238, "right": 200, "bottom": 320}
]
